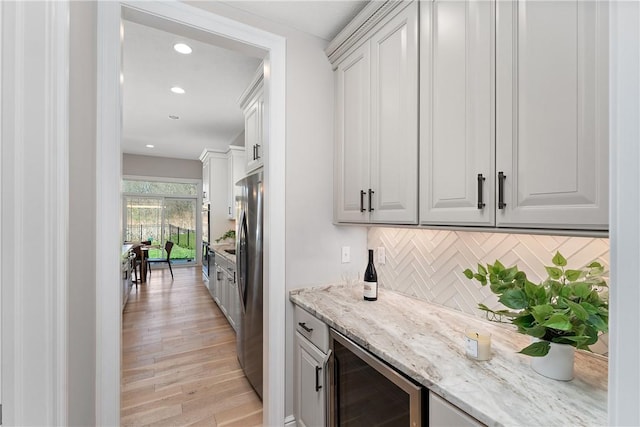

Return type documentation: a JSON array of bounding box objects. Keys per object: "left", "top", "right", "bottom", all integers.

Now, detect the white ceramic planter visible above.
[{"left": 530, "top": 339, "right": 575, "bottom": 381}]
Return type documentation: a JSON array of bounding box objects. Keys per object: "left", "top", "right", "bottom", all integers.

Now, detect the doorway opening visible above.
[{"left": 96, "top": 2, "right": 286, "bottom": 425}]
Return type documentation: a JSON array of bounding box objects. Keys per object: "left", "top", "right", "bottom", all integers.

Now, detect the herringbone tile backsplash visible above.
[{"left": 367, "top": 228, "right": 610, "bottom": 354}]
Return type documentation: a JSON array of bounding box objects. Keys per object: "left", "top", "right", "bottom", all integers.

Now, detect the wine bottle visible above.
[{"left": 363, "top": 249, "right": 378, "bottom": 301}]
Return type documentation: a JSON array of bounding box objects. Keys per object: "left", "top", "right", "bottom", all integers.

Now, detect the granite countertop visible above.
[
  {"left": 210, "top": 243, "right": 236, "bottom": 264},
  {"left": 122, "top": 244, "right": 133, "bottom": 257},
  {"left": 290, "top": 284, "right": 607, "bottom": 427}
]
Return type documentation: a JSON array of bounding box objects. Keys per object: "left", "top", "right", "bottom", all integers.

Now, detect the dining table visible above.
[{"left": 137, "top": 244, "right": 161, "bottom": 283}]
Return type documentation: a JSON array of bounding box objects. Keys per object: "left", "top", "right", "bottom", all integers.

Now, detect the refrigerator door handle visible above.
[{"left": 238, "top": 211, "right": 249, "bottom": 311}]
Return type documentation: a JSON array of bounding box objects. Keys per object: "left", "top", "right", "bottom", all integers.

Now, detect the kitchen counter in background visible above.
[
  {"left": 290, "top": 284, "right": 607, "bottom": 427},
  {"left": 210, "top": 243, "right": 236, "bottom": 264}
]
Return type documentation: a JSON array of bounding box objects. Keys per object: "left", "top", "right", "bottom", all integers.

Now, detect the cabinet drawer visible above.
[
  {"left": 294, "top": 305, "right": 329, "bottom": 353},
  {"left": 429, "top": 392, "right": 484, "bottom": 427}
]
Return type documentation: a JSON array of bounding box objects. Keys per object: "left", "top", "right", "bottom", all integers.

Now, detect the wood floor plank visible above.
[{"left": 121, "top": 267, "right": 262, "bottom": 426}]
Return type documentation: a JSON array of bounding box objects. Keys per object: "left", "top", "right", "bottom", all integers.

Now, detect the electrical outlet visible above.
[
  {"left": 377, "top": 247, "right": 386, "bottom": 265},
  {"left": 341, "top": 246, "right": 351, "bottom": 263}
]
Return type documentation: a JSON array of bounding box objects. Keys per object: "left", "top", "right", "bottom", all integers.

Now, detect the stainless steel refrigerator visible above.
[{"left": 236, "top": 170, "right": 263, "bottom": 399}]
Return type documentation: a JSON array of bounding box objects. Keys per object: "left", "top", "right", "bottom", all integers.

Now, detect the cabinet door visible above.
[
  {"left": 227, "top": 148, "right": 246, "bottom": 220},
  {"left": 429, "top": 392, "right": 483, "bottom": 427},
  {"left": 368, "top": 2, "right": 419, "bottom": 224},
  {"left": 496, "top": 0, "right": 608, "bottom": 229},
  {"left": 202, "top": 159, "right": 210, "bottom": 203},
  {"left": 244, "top": 93, "right": 262, "bottom": 173},
  {"left": 420, "top": 0, "right": 495, "bottom": 226},
  {"left": 214, "top": 267, "right": 222, "bottom": 305},
  {"left": 230, "top": 278, "right": 240, "bottom": 332},
  {"left": 295, "top": 332, "right": 326, "bottom": 427},
  {"left": 245, "top": 91, "right": 264, "bottom": 173},
  {"left": 334, "top": 42, "right": 371, "bottom": 223},
  {"left": 226, "top": 274, "right": 236, "bottom": 330}
]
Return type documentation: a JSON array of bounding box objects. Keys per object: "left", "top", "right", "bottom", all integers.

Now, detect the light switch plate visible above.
[
  {"left": 377, "top": 247, "right": 386, "bottom": 264},
  {"left": 341, "top": 246, "right": 350, "bottom": 263}
]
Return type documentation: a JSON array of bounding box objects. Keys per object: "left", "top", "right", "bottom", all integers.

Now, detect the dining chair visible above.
[
  {"left": 131, "top": 244, "right": 144, "bottom": 287},
  {"left": 147, "top": 240, "right": 174, "bottom": 279}
]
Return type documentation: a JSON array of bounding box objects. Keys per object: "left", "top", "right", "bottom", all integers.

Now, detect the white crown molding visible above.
[
  {"left": 199, "top": 147, "right": 227, "bottom": 162},
  {"left": 325, "top": 0, "right": 412, "bottom": 67},
  {"left": 237, "top": 62, "right": 264, "bottom": 109},
  {"left": 1, "top": 1, "right": 69, "bottom": 425}
]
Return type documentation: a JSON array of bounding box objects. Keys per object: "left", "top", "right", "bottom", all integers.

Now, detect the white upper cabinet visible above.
[
  {"left": 333, "top": 1, "right": 419, "bottom": 224},
  {"left": 335, "top": 42, "right": 371, "bottom": 223},
  {"left": 495, "top": 0, "right": 609, "bottom": 230},
  {"left": 239, "top": 63, "right": 265, "bottom": 174},
  {"left": 421, "top": 0, "right": 608, "bottom": 231},
  {"left": 202, "top": 158, "right": 210, "bottom": 203},
  {"left": 420, "top": 0, "right": 495, "bottom": 226},
  {"left": 226, "top": 146, "right": 245, "bottom": 220}
]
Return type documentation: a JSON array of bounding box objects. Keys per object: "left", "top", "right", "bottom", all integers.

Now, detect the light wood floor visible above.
[{"left": 121, "top": 266, "right": 263, "bottom": 427}]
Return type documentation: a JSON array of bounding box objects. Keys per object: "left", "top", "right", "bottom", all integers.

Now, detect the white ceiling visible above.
[
  {"left": 122, "top": 1, "right": 368, "bottom": 160},
  {"left": 221, "top": 1, "right": 368, "bottom": 41}
]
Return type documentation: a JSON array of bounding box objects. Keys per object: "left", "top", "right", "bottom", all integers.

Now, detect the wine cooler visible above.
[{"left": 328, "top": 329, "right": 424, "bottom": 426}]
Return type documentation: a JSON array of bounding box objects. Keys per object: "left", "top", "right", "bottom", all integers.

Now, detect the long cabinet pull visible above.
[
  {"left": 368, "top": 189, "right": 375, "bottom": 212},
  {"left": 360, "top": 190, "right": 366, "bottom": 213},
  {"left": 315, "top": 366, "right": 322, "bottom": 391},
  {"left": 477, "top": 173, "right": 486, "bottom": 209},
  {"left": 498, "top": 171, "right": 506, "bottom": 209},
  {"left": 298, "top": 322, "right": 313, "bottom": 333},
  {"left": 255, "top": 144, "right": 261, "bottom": 160}
]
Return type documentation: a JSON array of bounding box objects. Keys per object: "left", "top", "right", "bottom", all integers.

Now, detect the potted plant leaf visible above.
[{"left": 463, "top": 252, "right": 608, "bottom": 380}]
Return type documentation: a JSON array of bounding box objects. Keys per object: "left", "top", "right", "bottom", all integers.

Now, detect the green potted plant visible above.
[
  {"left": 215, "top": 229, "right": 236, "bottom": 243},
  {"left": 463, "top": 252, "right": 608, "bottom": 380}
]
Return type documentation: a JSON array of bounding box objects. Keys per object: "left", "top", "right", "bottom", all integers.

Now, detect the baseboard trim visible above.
[{"left": 284, "top": 414, "right": 296, "bottom": 427}]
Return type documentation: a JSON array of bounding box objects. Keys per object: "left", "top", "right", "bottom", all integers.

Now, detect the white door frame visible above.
[{"left": 96, "top": 2, "right": 286, "bottom": 425}]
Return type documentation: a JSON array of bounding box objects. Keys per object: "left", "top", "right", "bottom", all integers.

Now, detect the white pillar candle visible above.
[{"left": 465, "top": 328, "right": 492, "bottom": 361}]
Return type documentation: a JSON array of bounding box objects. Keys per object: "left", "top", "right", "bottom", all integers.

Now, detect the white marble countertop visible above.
[
  {"left": 210, "top": 243, "right": 236, "bottom": 264},
  {"left": 289, "top": 284, "right": 607, "bottom": 427},
  {"left": 122, "top": 244, "right": 133, "bottom": 257}
]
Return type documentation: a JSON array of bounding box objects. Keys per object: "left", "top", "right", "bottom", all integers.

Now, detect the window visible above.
[{"left": 123, "top": 179, "right": 198, "bottom": 263}]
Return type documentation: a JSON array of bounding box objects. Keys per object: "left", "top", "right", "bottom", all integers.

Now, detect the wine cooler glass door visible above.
[{"left": 329, "top": 329, "right": 422, "bottom": 426}]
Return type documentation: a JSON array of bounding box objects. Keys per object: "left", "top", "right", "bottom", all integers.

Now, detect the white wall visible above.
[
  {"left": 230, "top": 130, "right": 244, "bottom": 148},
  {"left": 122, "top": 153, "right": 202, "bottom": 180},
  {"left": 69, "top": 2, "right": 97, "bottom": 425}
]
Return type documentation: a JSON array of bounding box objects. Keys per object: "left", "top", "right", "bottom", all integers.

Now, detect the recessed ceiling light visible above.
[
  {"left": 169, "top": 115, "right": 180, "bottom": 120},
  {"left": 173, "top": 43, "right": 192, "bottom": 54},
  {"left": 171, "top": 86, "right": 185, "bottom": 94},
  {"left": 146, "top": 144, "right": 154, "bottom": 148}
]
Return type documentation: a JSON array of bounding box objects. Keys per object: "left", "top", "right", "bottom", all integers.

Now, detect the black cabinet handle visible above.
[
  {"left": 228, "top": 206, "right": 231, "bottom": 215},
  {"left": 477, "top": 173, "right": 486, "bottom": 209},
  {"left": 498, "top": 171, "right": 506, "bottom": 209},
  {"left": 252, "top": 145, "right": 257, "bottom": 160},
  {"left": 360, "top": 190, "right": 366, "bottom": 212},
  {"left": 255, "top": 144, "right": 261, "bottom": 160},
  {"left": 298, "top": 322, "right": 313, "bottom": 333},
  {"left": 315, "top": 366, "right": 322, "bottom": 391},
  {"left": 368, "top": 189, "right": 375, "bottom": 212}
]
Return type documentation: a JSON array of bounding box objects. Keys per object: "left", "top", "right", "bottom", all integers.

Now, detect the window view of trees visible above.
[{"left": 123, "top": 180, "right": 198, "bottom": 262}]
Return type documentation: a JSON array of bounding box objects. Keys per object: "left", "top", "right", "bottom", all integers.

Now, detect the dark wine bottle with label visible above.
[{"left": 363, "top": 249, "right": 378, "bottom": 301}]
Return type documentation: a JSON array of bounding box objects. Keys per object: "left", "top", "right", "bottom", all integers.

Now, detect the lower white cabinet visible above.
[
  {"left": 295, "top": 331, "right": 327, "bottom": 427},
  {"left": 429, "top": 392, "right": 483, "bottom": 427},
  {"left": 294, "top": 305, "right": 330, "bottom": 427},
  {"left": 212, "top": 252, "right": 239, "bottom": 332}
]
